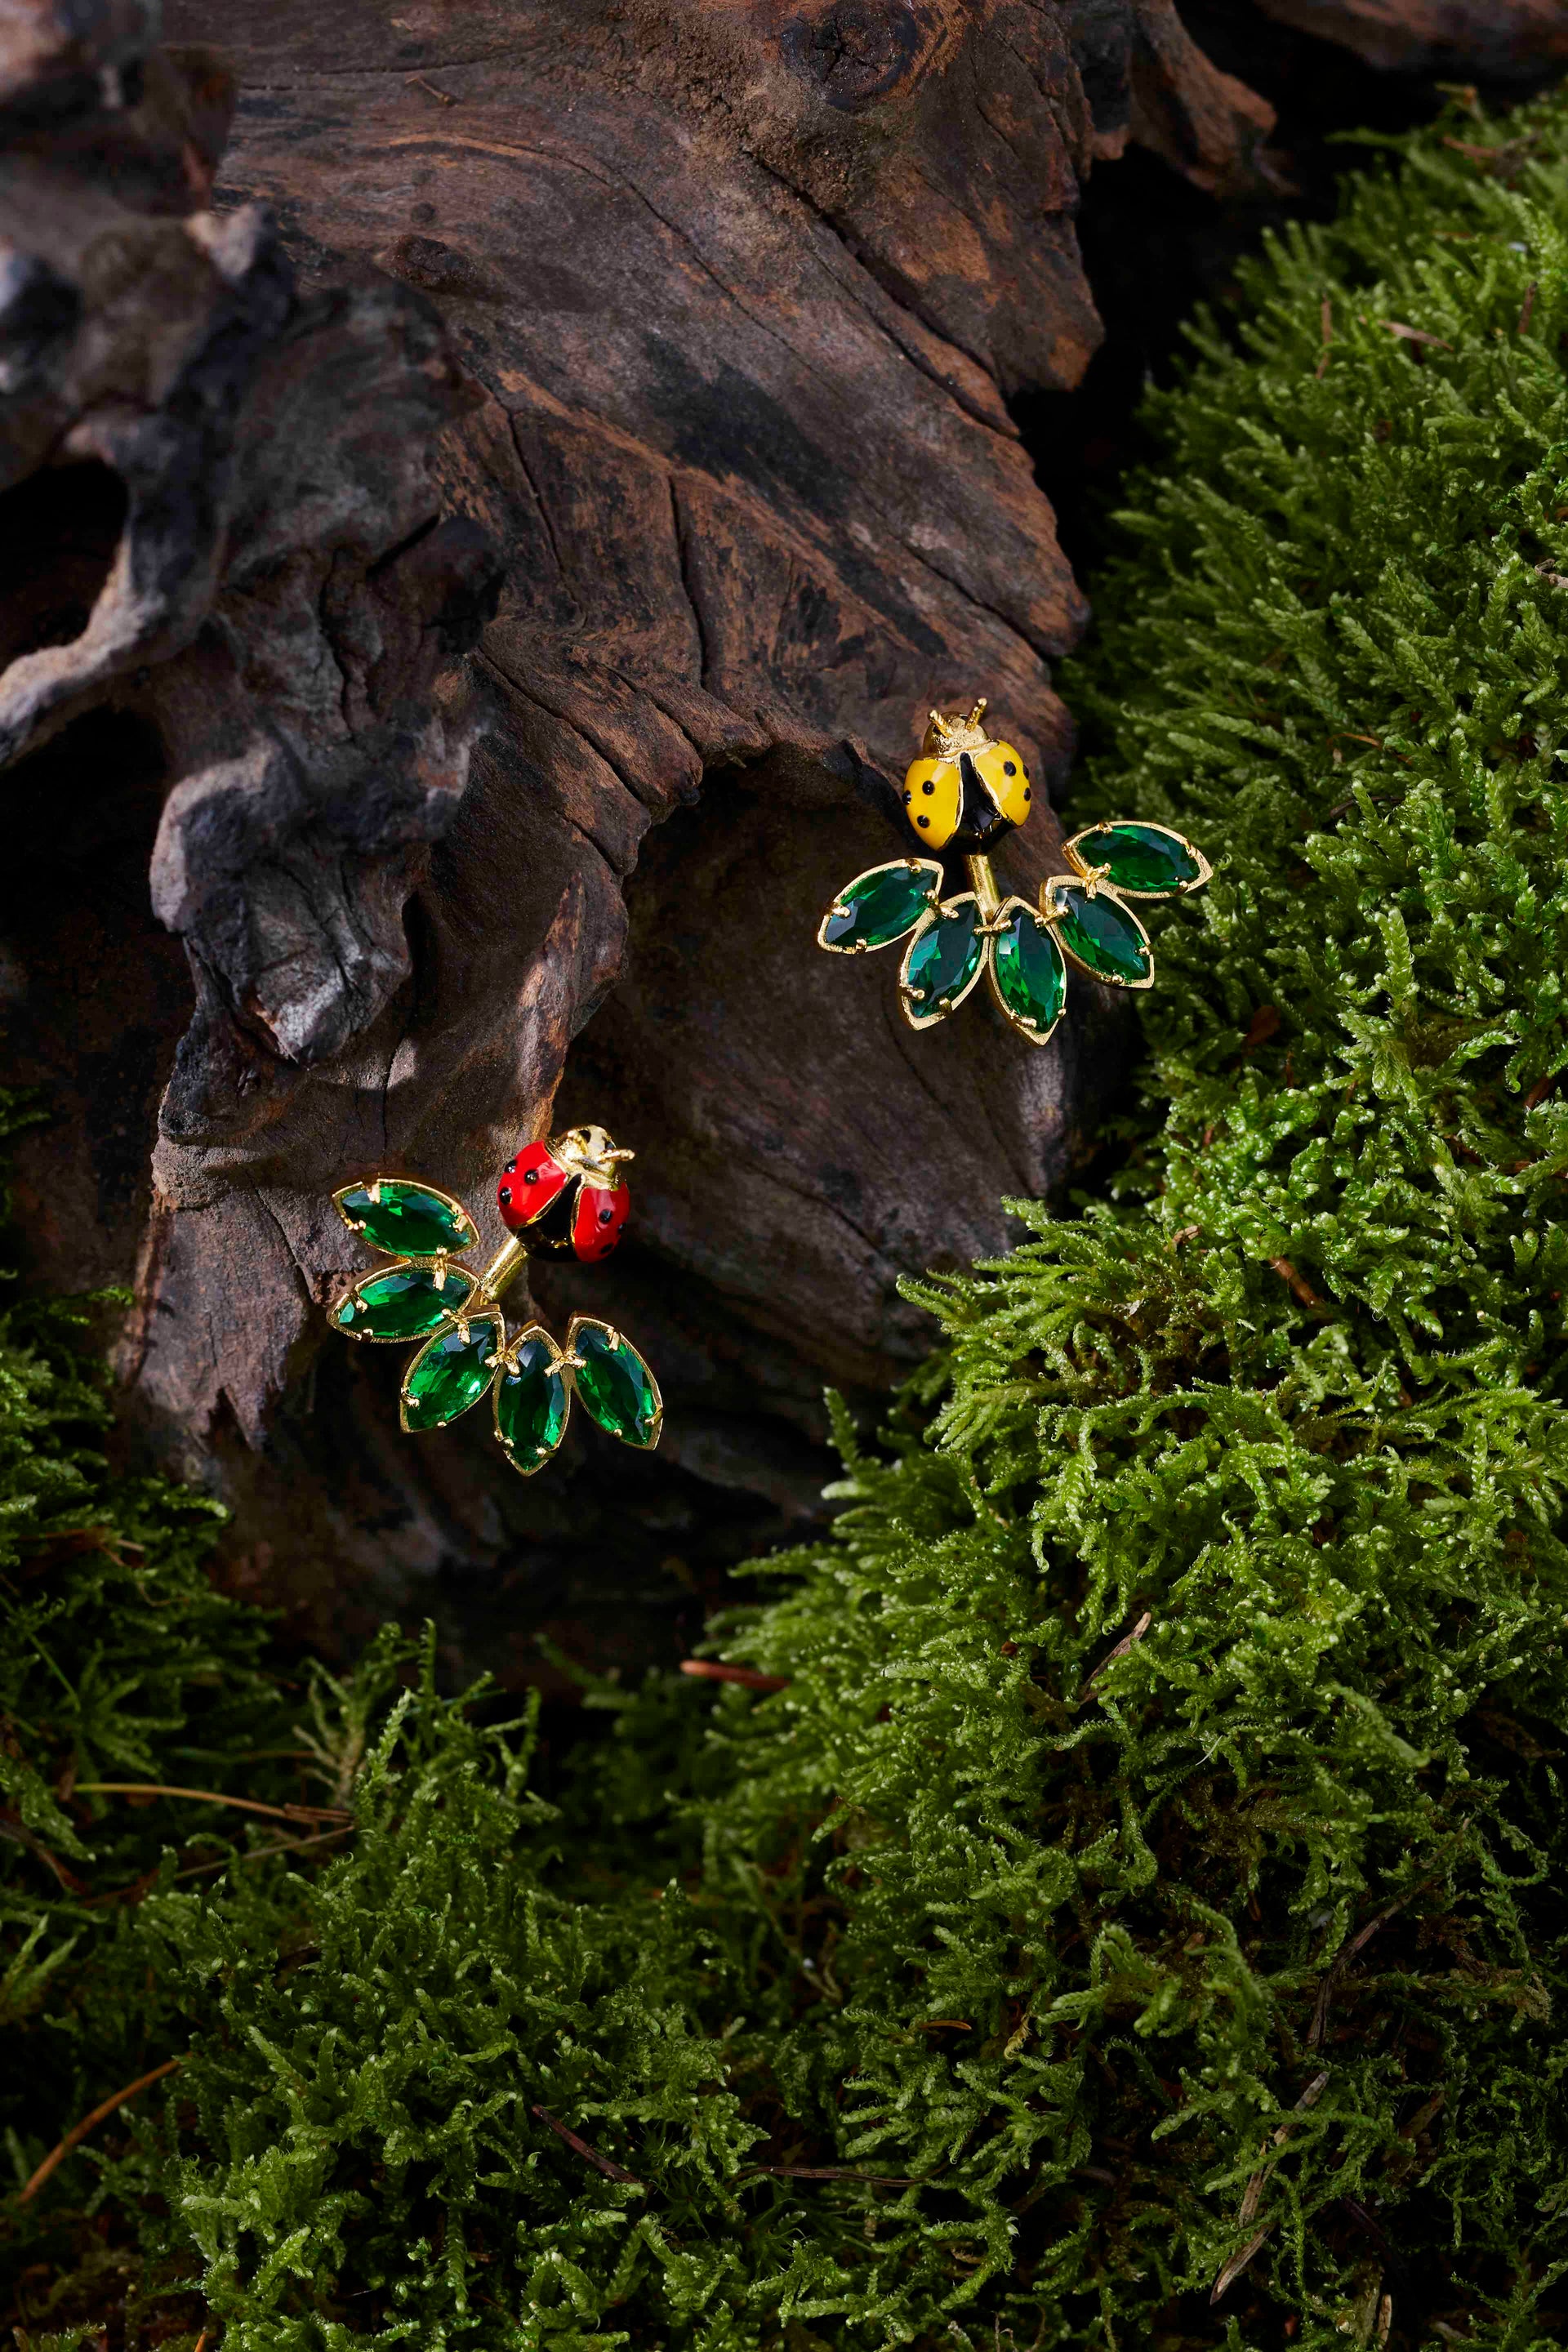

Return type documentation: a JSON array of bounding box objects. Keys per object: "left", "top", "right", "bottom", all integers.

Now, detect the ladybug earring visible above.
[
  {"left": 497, "top": 1123, "right": 633, "bottom": 1262},
  {"left": 817, "top": 698, "right": 1210, "bottom": 1045},
  {"left": 327, "top": 1125, "right": 660, "bottom": 1476}
]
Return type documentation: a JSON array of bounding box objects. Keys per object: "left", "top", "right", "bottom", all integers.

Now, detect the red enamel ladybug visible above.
[{"left": 496, "top": 1123, "right": 633, "bottom": 1263}]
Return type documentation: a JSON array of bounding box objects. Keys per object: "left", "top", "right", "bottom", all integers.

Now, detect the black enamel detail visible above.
[
  {"left": 950, "top": 751, "right": 1018, "bottom": 853},
  {"left": 528, "top": 1182, "right": 577, "bottom": 1251}
]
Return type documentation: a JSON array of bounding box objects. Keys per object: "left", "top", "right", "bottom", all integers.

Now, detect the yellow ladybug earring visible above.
[{"left": 817, "top": 697, "right": 1210, "bottom": 1046}]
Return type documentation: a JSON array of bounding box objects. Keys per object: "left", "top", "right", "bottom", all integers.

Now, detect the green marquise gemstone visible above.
[
  {"left": 903, "top": 899, "right": 982, "bottom": 1018},
  {"left": 336, "top": 1178, "right": 475, "bottom": 1258},
  {"left": 992, "top": 905, "right": 1067, "bottom": 1035},
  {"left": 496, "top": 1334, "right": 570, "bottom": 1467},
  {"left": 822, "top": 862, "right": 938, "bottom": 951},
  {"left": 403, "top": 1314, "right": 503, "bottom": 1432},
  {"left": 1071, "top": 822, "right": 1201, "bottom": 895},
  {"left": 572, "top": 1325, "right": 660, "bottom": 1448},
  {"left": 336, "top": 1263, "right": 474, "bottom": 1340},
  {"left": 1051, "top": 884, "right": 1152, "bottom": 986}
]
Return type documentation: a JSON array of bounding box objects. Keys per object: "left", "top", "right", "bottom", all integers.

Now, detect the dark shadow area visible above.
[
  {"left": 1021, "top": 4, "right": 1562, "bottom": 578},
  {"left": 0, "top": 703, "right": 190, "bottom": 1294},
  {"left": 0, "top": 458, "right": 126, "bottom": 667}
]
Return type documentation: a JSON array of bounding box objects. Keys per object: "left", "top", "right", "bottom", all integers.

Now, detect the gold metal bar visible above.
[
  {"left": 472, "top": 1234, "right": 527, "bottom": 1307},
  {"left": 966, "top": 853, "right": 1001, "bottom": 924}
]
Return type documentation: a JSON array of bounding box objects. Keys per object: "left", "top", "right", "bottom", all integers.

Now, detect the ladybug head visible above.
[
  {"left": 921, "top": 697, "right": 991, "bottom": 760},
  {"left": 550, "top": 1123, "right": 634, "bottom": 1190}
]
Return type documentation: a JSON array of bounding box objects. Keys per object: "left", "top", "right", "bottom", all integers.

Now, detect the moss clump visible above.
[{"left": 8, "top": 84, "right": 1568, "bottom": 2352}]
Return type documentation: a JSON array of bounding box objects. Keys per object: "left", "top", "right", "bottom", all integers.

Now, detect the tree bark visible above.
[{"left": 1, "top": 0, "right": 1287, "bottom": 1670}]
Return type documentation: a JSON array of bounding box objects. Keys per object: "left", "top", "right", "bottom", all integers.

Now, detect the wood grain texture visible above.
[
  {"left": 1248, "top": 0, "right": 1568, "bottom": 77},
  {"left": 2, "top": 0, "right": 1281, "bottom": 1665}
]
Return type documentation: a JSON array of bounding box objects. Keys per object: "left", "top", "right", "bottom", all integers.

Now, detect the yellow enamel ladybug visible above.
[{"left": 902, "top": 698, "right": 1033, "bottom": 852}]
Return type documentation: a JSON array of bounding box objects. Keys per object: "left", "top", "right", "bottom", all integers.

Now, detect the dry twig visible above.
[
  {"left": 748, "top": 2164, "right": 917, "bottom": 2184},
  {"left": 532, "top": 2105, "right": 644, "bottom": 2187},
  {"left": 1086, "top": 1612, "right": 1152, "bottom": 1691},
  {"left": 18, "top": 2056, "right": 181, "bottom": 2205},
  {"left": 679, "top": 1660, "right": 789, "bottom": 1692},
  {"left": 1268, "top": 1258, "right": 1324, "bottom": 1310},
  {"left": 1209, "top": 2072, "right": 1330, "bottom": 2302},
  {"left": 75, "top": 1782, "right": 351, "bottom": 1826},
  {"left": 1308, "top": 1879, "right": 1432, "bottom": 2051}
]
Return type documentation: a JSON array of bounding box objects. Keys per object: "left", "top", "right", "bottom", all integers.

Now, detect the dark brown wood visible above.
[
  {"left": 1248, "top": 0, "right": 1568, "bottom": 79},
  {"left": 0, "top": 0, "right": 1286, "bottom": 1668}
]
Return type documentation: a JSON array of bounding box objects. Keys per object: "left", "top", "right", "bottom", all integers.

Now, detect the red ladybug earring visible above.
[
  {"left": 496, "top": 1122, "right": 633, "bottom": 1263},
  {"left": 327, "top": 1124, "right": 659, "bottom": 1476}
]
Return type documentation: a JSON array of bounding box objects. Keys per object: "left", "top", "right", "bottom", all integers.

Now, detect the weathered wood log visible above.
[
  {"left": 1247, "top": 0, "right": 1568, "bottom": 80},
  {"left": 2, "top": 0, "right": 1287, "bottom": 1667}
]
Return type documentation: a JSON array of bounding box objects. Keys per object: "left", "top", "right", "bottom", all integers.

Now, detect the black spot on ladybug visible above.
[
  {"left": 921, "top": 778, "right": 934, "bottom": 795},
  {"left": 902, "top": 789, "right": 911, "bottom": 803},
  {"left": 505, "top": 1159, "right": 515, "bottom": 1173},
  {"left": 524, "top": 1168, "right": 539, "bottom": 1185},
  {"left": 599, "top": 1208, "right": 613, "bottom": 1225},
  {"left": 918, "top": 814, "right": 930, "bottom": 828},
  {"left": 1023, "top": 786, "right": 1031, "bottom": 802},
  {"left": 1004, "top": 760, "right": 1017, "bottom": 776},
  {"left": 499, "top": 1185, "right": 511, "bottom": 1205}
]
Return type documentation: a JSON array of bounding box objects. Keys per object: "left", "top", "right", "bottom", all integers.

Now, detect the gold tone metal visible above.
[
  {"left": 472, "top": 1232, "right": 527, "bottom": 1308},
  {"left": 921, "top": 698, "right": 989, "bottom": 757},
  {"left": 964, "top": 853, "right": 1010, "bottom": 933},
  {"left": 547, "top": 1124, "right": 634, "bottom": 1192}
]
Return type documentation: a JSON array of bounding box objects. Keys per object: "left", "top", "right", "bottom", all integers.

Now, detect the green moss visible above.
[{"left": 10, "top": 83, "right": 1568, "bottom": 2352}]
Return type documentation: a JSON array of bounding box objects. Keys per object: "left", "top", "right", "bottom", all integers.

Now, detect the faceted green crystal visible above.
[
  {"left": 336, "top": 1178, "right": 476, "bottom": 1259},
  {"left": 495, "top": 1334, "right": 570, "bottom": 1468},
  {"left": 992, "top": 904, "right": 1067, "bottom": 1036},
  {"left": 402, "top": 1313, "right": 502, "bottom": 1432},
  {"left": 1050, "top": 884, "right": 1152, "bottom": 987},
  {"left": 336, "top": 1263, "right": 474, "bottom": 1341},
  {"left": 572, "top": 1323, "right": 660, "bottom": 1448},
  {"left": 902, "top": 898, "right": 983, "bottom": 1020},
  {"left": 821, "top": 861, "right": 939, "bottom": 951},
  {"left": 1068, "top": 822, "right": 1201, "bottom": 896}
]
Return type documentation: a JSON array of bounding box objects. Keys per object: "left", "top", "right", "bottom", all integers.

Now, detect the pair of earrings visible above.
[
  {"left": 817, "top": 700, "right": 1209, "bottom": 1044},
  {"left": 327, "top": 698, "right": 1208, "bottom": 1476},
  {"left": 329, "top": 1125, "right": 660, "bottom": 1477}
]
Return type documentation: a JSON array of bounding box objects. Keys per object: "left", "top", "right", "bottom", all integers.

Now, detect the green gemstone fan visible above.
[
  {"left": 329, "top": 1137, "right": 662, "bottom": 1477},
  {"left": 817, "top": 701, "right": 1211, "bottom": 1046}
]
